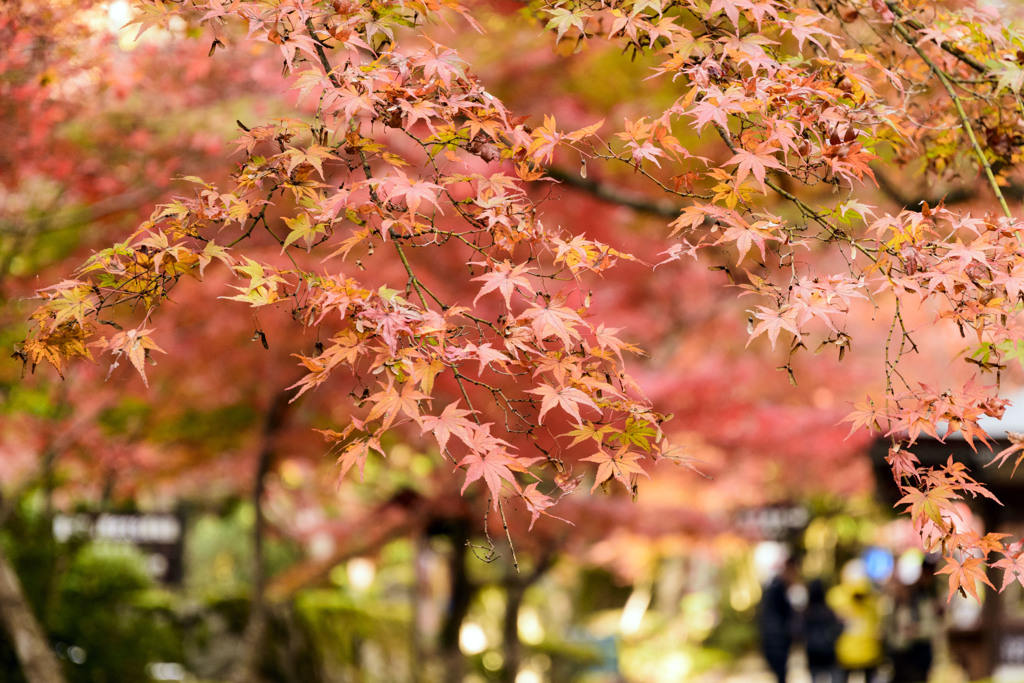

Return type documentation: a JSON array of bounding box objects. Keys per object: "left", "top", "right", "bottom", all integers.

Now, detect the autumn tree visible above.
[{"left": 13, "top": 0, "right": 1024, "bottom": 677}]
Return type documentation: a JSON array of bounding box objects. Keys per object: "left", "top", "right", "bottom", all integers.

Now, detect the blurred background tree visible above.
[{"left": 5, "top": 1, "right": 1024, "bottom": 682}]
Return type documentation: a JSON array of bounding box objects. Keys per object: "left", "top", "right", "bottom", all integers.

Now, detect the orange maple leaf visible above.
[
  {"left": 581, "top": 446, "right": 649, "bottom": 493},
  {"left": 458, "top": 449, "right": 530, "bottom": 507},
  {"left": 527, "top": 383, "right": 599, "bottom": 425},
  {"left": 993, "top": 550, "right": 1024, "bottom": 592},
  {"left": 418, "top": 401, "right": 476, "bottom": 454},
  {"left": 936, "top": 555, "right": 994, "bottom": 602},
  {"left": 366, "top": 382, "right": 429, "bottom": 430}
]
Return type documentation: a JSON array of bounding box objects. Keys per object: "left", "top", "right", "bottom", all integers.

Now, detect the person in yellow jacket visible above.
[{"left": 828, "top": 571, "right": 884, "bottom": 683}]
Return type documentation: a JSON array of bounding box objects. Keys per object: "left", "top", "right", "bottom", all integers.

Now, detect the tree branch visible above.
[
  {"left": 890, "top": 18, "right": 1013, "bottom": 218},
  {"left": 544, "top": 166, "right": 681, "bottom": 218},
  {"left": 884, "top": 1, "right": 988, "bottom": 75}
]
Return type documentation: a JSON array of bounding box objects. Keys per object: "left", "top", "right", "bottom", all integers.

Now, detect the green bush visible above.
[{"left": 49, "top": 542, "right": 181, "bottom": 683}]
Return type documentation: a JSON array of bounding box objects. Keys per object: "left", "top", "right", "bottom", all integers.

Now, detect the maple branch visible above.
[
  {"left": 304, "top": 19, "right": 343, "bottom": 90},
  {"left": 544, "top": 166, "right": 682, "bottom": 218},
  {"left": 451, "top": 372, "right": 535, "bottom": 431},
  {"left": 394, "top": 241, "right": 433, "bottom": 309},
  {"left": 711, "top": 124, "right": 878, "bottom": 263},
  {"left": 883, "top": 1, "right": 987, "bottom": 75},
  {"left": 498, "top": 500, "right": 519, "bottom": 573},
  {"left": 873, "top": 170, "right": 976, "bottom": 209},
  {"left": 230, "top": 201, "right": 271, "bottom": 248},
  {"left": 452, "top": 369, "right": 482, "bottom": 425},
  {"left": 885, "top": 300, "right": 917, "bottom": 399},
  {"left": 891, "top": 21, "right": 1013, "bottom": 220}
]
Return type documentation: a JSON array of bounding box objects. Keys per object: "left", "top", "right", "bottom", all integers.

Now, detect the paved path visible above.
[
  {"left": 692, "top": 653, "right": 812, "bottom": 683},
  {"left": 691, "top": 652, "right": 972, "bottom": 683}
]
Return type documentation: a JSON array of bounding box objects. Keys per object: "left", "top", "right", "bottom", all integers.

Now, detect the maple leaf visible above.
[
  {"left": 993, "top": 551, "right": 1024, "bottom": 592},
  {"left": 281, "top": 213, "right": 326, "bottom": 252},
  {"left": 527, "top": 115, "right": 564, "bottom": 164},
  {"left": 418, "top": 402, "right": 476, "bottom": 454},
  {"left": 123, "top": 1, "right": 179, "bottom": 40},
  {"left": 281, "top": 145, "right": 337, "bottom": 179},
  {"left": 971, "top": 532, "right": 1011, "bottom": 555},
  {"left": 221, "top": 257, "right": 286, "bottom": 307},
  {"left": 288, "top": 332, "right": 364, "bottom": 401},
  {"left": 332, "top": 436, "right": 384, "bottom": 482},
  {"left": 717, "top": 217, "right": 782, "bottom": 265},
  {"left": 409, "top": 357, "right": 445, "bottom": 395},
  {"left": 414, "top": 42, "right": 468, "bottom": 88},
  {"left": 544, "top": 7, "right": 589, "bottom": 43},
  {"left": 884, "top": 445, "right": 921, "bottom": 483},
  {"left": 783, "top": 10, "right": 833, "bottom": 52},
  {"left": 518, "top": 482, "right": 569, "bottom": 531},
  {"left": 844, "top": 398, "right": 888, "bottom": 436},
  {"left": 988, "top": 431, "right": 1024, "bottom": 475},
  {"left": 458, "top": 448, "right": 530, "bottom": 507},
  {"left": 365, "top": 382, "right": 430, "bottom": 431},
  {"left": 565, "top": 422, "right": 614, "bottom": 448},
  {"left": 460, "top": 342, "right": 510, "bottom": 376},
  {"left": 371, "top": 308, "right": 416, "bottom": 356},
  {"left": 103, "top": 327, "right": 166, "bottom": 388},
  {"left": 527, "top": 383, "right": 599, "bottom": 425},
  {"left": 22, "top": 322, "right": 93, "bottom": 377},
  {"left": 40, "top": 281, "right": 99, "bottom": 328},
  {"left": 725, "top": 145, "right": 785, "bottom": 192},
  {"left": 581, "top": 446, "right": 649, "bottom": 493},
  {"left": 378, "top": 172, "right": 443, "bottom": 216},
  {"left": 898, "top": 484, "right": 960, "bottom": 531},
  {"left": 591, "top": 324, "right": 644, "bottom": 364},
  {"left": 991, "top": 60, "right": 1024, "bottom": 95},
  {"left": 748, "top": 304, "right": 801, "bottom": 350},
  {"left": 626, "top": 139, "right": 667, "bottom": 169},
  {"left": 471, "top": 260, "right": 533, "bottom": 310},
  {"left": 707, "top": 0, "right": 744, "bottom": 28},
  {"left": 936, "top": 555, "right": 994, "bottom": 602},
  {"left": 197, "top": 241, "right": 235, "bottom": 278},
  {"left": 519, "top": 296, "right": 585, "bottom": 349}
]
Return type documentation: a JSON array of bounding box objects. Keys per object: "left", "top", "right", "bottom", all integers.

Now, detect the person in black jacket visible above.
[
  {"left": 804, "top": 579, "right": 843, "bottom": 683},
  {"left": 759, "top": 555, "right": 801, "bottom": 683}
]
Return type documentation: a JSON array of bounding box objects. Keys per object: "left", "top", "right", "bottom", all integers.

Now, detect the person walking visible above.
[
  {"left": 887, "top": 564, "right": 939, "bottom": 683},
  {"left": 830, "top": 568, "right": 884, "bottom": 683},
  {"left": 804, "top": 579, "right": 843, "bottom": 683},
  {"left": 759, "top": 555, "right": 801, "bottom": 683}
]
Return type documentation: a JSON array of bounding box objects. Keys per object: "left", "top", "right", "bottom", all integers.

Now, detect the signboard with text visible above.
[{"left": 53, "top": 512, "right": 185, "bottom": 585}]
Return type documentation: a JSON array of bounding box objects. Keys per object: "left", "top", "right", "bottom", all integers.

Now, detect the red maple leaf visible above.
[{"left": 898, "top": 484, "right": 960, "bottom": 531}]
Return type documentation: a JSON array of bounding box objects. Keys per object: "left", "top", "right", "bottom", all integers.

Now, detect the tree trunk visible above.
[
  {"left": 0, "top": 544, "right": 65, "bottom": 683},
  {"left": 229, "top": 390, "right": 291, "bottom": 683},
  {"left": 500, "top": 553, "right": 554, "bottom": 683},
  {"left": 438, "top": 519, "right": 473, "bottom": 682},
  {"left": 500, "top": 581, "right": 525, "bottom": 683}
]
